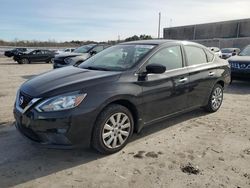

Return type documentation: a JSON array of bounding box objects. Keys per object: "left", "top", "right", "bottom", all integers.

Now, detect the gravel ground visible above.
[{"left": 0, "top": 57, "right": 249, "bottom": 188}]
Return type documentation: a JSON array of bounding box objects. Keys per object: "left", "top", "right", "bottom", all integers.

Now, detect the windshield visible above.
[
  {"left": 221, "top": 49, "right": 234, "bottom": 53},
  {"left": 239, "top": 46, "right": 250, "bottom": 56},
  {"left": 73, "top": 44, "right": 96, "bottom": 53},
  {"left": 78, "top": 44, "right": 155, "bottom": 71}
]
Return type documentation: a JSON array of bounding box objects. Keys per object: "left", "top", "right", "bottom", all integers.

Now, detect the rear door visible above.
[
  {"left": 184, "top": 45, "right": 217, "bottom": 108},
  {"left": 140, "top": 45, "right": 190, "bottom": 123}
]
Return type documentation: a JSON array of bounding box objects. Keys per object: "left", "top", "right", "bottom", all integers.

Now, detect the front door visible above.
[{"left": 139, "top": 45, "right": 190, "bottom": 123}]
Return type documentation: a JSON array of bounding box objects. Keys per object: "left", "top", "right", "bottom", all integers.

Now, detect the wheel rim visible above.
[
  {"left": 102, "top": 112, "right": 131, "bottom": 149},
  {"left": 22, "top": 58, "right": 28, "bottom": 64},
  {"left": 211, "top": 87, "right": 223, "bottom": 110}
]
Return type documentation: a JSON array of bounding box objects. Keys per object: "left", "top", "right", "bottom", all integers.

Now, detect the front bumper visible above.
[
  {"left": 53, "top": 63, "right": 69, "bottom": 69},
  {"left": 231, "top": 69, "right": 250, "bottom": 79},
  {"left": 13, "top": 105, "right": 97, "bottom": 148}
]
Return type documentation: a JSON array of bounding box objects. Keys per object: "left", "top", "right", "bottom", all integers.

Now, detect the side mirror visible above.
[
  {"left": 232, "top": 52, "right": 237, "bottom": 56},
  {"left": 146, "top": 63, "right": 166, "bottom": 74},
  {"left": 90, "top": 50, "right": 97, "bottom": 55}
]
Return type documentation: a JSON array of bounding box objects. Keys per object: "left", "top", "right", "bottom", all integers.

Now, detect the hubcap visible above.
[
  {"left": 102, "top": 112, "right": 131, "bottom": 149},
  {"left": 211, "top": 87, "right": 223, "bottom": 110}
]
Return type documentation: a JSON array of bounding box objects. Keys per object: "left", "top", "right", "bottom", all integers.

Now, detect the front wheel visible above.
[
  {"left": 46, "top": 58, "right": 53, "bottom": 63},
  {"left": 20, "top": 58, "right": 29, "bottom": 64},
  {"left": 204, "top": 84, "right": 223, "bottom": 113},
  {"left": 92, "top": 104, "right": 134, "bottom": 154}
]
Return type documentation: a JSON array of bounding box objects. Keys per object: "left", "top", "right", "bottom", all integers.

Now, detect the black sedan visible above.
[
  {"left": 4, "top": 48, "right": 27, "bottom": 57},
  {"left": 53, "top": 44, "right": 109, "bottom": 69},
  {"left": 228, "top": 45, "right": 250, "bottom": 80},
  {"left": 14, "top": 40, "right": 230, "bottom": 154},
  {"left": 13, "top": 49, "right": 55, "bottom": 64}
]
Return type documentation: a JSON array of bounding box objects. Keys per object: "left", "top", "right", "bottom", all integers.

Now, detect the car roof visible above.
[{"left": 120, "top": 39, "right": 205, "bottom": 48}]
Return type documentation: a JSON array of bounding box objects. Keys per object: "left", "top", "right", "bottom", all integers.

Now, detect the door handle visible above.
[
  {"left": 178, "top": 77, "right": 188, "bottom": 83},
  {"left": 209, "top": 72, "right": 215, "bottom": 76}
]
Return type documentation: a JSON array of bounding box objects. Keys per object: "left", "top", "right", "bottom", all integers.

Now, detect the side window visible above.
[
  {"left": 185, "top": 46, "right": 207, "bottom": 66},
  {"left": 205, "top": 49, "right": 214, "bottom": 62},
  {"left": 32, "top": 50, "right": 38, "bottom": 55},
  {"left": 92, "top": 46, "right": 104, "bottom": 53},
  {"left": 147, "top": 46, "right": 183, "bottom": 71},
  {"left": 36, "top": 50, "right": 42, "bottom": 55}
]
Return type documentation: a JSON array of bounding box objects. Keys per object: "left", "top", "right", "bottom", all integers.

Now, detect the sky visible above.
[{"left": 1, "top": 0, "right": 250, "bottom": 42}]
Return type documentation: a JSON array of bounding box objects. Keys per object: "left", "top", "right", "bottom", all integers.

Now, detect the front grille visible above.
[
  {"left": 54, "top": 58, "right": 65, "bottom": 65},
  {"left": 19, "top": 91, "right": 33, "bottom": 109}
]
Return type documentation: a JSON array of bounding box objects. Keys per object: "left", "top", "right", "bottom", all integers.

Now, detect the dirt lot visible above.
[{"left": 0, "top": 57, "right": 249, "bottom": 188}]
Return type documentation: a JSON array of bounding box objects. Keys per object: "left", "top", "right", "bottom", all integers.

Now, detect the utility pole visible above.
[{"left": 158, "top": 12, "right": 161, "bottom": 39}]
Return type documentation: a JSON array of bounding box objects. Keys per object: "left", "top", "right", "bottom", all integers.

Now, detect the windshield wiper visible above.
[{"left": 84, "top": 66, "right": 110, "bottom": 71}]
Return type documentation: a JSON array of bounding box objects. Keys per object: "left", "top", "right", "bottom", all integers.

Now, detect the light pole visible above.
[{"left": 158, "top": 12, "right": 161, "bottom": 39}]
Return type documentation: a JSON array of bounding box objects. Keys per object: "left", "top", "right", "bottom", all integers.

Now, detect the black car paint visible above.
[
  {"left": 13, "top": 50, "right": 55, "bottom": 63},
  {"left": 228, "top": 55, "right": 250, "bottom": 80},
  {"left": 4, "top": 48, "right": 27, "bottom": 57},
  {"left": 14, "top": 40, "right": 230, "bottom": 148}
]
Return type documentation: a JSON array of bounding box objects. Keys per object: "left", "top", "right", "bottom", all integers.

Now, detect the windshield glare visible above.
[
  {"left": 79, "top": 44, "right": 155, "bottom": 71},
  {"left": 239, "top": 46, "right": 250, "bottom": 56},
  {"left": 73, "top": 44, "right": 96, "bottom": 53}
]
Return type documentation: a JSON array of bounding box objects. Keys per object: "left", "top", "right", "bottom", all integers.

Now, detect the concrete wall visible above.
[
  {"left": 194, "top": 37, "right": 250, "bottom": 49},
  {"left": 163, "top": 18, "right": 250, "bottom": 48}
]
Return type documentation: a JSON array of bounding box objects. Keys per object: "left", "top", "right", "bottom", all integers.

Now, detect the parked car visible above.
[
  {"left": 13, "top": 49, "right": 55, "bottom": 64},
  {"left": 221, "top": 48, "right": 240, "bottom": 59},
  {"left": 53, "top": 44, "right": 109, "bottom": 69},
  {"left": 228, "top": 45, "right": 250, "bottom": 80},
  {"left": 14, "top": 40, "right": 230, "bottom": 154},
  {"left": 54, "top": 48, "right": 76, "bottom": 54},
  {"left": 4, "top": 48, "right": 27, "bottom": 57},
  {"left": 209, "top": 47, "right": 222, "bottom": 58}
]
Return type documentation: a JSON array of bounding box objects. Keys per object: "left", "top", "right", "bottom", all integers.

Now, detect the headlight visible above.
[
  {"left": 64, "top": 57, "right": 74, "bottom": 64},
  {"left": 35, "top": 92, "right": 87, "bottom": 112}
]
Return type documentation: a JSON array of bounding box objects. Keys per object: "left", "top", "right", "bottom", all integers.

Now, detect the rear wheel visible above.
[
  {"left": 92, "top": 104, "right": 134, "bottom": 154},
  {"left": 204, "top": 84, "right": 223, "bottom": 113}
]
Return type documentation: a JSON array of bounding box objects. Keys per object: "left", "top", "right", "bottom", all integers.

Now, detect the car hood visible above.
[
  {"left": 55, "top": 52, "right": 88, "bottom": 58},
  {"left": 20, "top": 66, "right": 121, "bottom": 97},
  {"left": 228, "top": 55, "right": 250, "bottom": 63}
]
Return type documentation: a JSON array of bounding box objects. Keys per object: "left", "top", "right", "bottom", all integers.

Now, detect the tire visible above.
[
  {"left": 20, "top": 58, "right": 29, "bottom": 64},
  {"left": 46, "top": 59, "right": 52, "bottom": 63},
  {"left": 92, "top": 104, "right": 134, "bottom": 154},
  {"left": 204, "top": 84, "right": 223, "bottom": 113}
]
